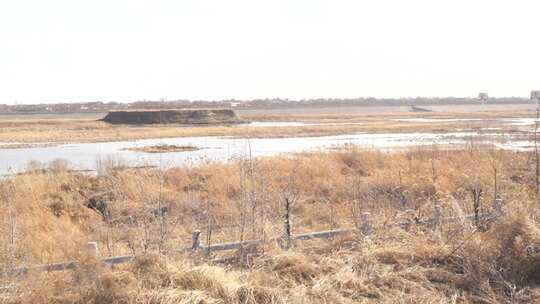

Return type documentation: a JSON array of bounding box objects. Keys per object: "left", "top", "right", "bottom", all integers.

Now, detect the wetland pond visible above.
[{"left": 0, "top": 129, "right": 532, "bottom": 177}]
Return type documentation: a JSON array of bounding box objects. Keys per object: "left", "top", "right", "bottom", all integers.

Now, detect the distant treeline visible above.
[{"left": 0, "top": 97, "right": 532, "bottom": 114}]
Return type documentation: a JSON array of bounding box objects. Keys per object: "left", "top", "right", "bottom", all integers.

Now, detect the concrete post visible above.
[
  {"left": 360, "top": 212, "right": 373, "bottom": 235},
  {"left": 431, "top": 205, "right": 441, "bottom": 227},
  {"left": 87, "top": 241, "right": 99, "bottom": 257},
  {"left": 191, "top": 230, "right": 201, "bottom": 252},
  {"left": 492, "top": 198, "right": 505, "bottom": 216}
]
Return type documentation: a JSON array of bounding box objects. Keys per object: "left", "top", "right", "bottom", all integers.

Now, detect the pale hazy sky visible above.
[{"left": 0, "top": 0, "right": 538, "bottom": 104}]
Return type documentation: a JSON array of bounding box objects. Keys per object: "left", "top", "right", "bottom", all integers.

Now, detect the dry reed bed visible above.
[
  {"left": 0, "top": 147, "right": 540, "bottom": 303},
  {"left": 0, "top": 110, "right": 534, "bottom": 143},
  {"left": 6, "top": 218, "right": 540, "bottom": 303}
]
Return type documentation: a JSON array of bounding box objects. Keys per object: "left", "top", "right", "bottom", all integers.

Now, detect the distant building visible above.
[{"left": 478, "top": 93, "right": 488, "bottom": 102}]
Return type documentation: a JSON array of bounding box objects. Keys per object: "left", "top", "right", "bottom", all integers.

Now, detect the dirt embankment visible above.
[
  {"left": 123, "top": 144, "right": 201, "bottom": 153},
  {"left": 101, "top": 109, "right": 244, "bottom": 125}
]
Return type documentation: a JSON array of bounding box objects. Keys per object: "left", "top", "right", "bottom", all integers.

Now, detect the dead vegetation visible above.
[
  {"left": 0, "top": 109, "right": 535, "bottom": 143},
  {"left": 123, "top": 144, "right": 201, "bottom": 153},
  {"left": 1, "top": 146, "right": 540, "bottom": 302}
]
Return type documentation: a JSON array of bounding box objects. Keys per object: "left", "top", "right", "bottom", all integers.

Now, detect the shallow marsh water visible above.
[{"left": 0, "top": 130, "right": 529, "bottom": 177}]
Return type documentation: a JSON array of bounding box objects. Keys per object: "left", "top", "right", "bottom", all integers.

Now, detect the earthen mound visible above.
[{"left": 102, "top": 109, "right": 243, "bottom": 125}]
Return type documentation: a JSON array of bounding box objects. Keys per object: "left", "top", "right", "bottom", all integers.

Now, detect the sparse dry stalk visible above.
[
  {"left": 237, "top": 160, "right": 248, "bottom": 245},
  {"left": 431, "top": 158, "right": 437, "bottom": 182},
  {"left": 157, "top": 164, "right": 168, "bottom": 254},
  {"left": 471, "top": 182, "right": 482, "bottom": 227},
  {"left": 492, "top": 160, "right": 498, "bottom": 200},
  {"left": 347, "top": 173, "right": 364, "bottom": 227},
  {"left": 535, "top": 106, "right": 539, "bottom": 196},
  {"left": 205, "top": 197, "right": 213, "bottom": 253},
  {"left": 276, "top": 163, "right": 301, "bottom": 249}
]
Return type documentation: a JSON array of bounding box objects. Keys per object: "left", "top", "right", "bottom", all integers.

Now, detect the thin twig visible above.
[{"left": 443, "top": 227, "right": 479, "bottom": 260}]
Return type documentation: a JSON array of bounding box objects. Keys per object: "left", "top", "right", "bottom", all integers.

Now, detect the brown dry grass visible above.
[
  {"left": 1, "top": 146, "right": 540, "bottom": 302},
  {"left": 122, "top": 144, "right": 201, "bottom": 153},
  {"left": 0, "top": 109, "right": 535, "bottom": 143}
]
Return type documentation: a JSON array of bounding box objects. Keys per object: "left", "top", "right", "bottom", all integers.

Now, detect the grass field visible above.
[
  {"left": 0, "top": 104, "right": 537, "bottom": 144},
  {"left": 1, "top": 145, "right": 540, "bottom": 303}
]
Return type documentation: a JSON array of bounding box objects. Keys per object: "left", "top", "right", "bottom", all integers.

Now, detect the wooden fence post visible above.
[
  {"left": 87, "top": 241, "right": 99, "bottom": 257},
  {"left": 191, "top": 230, "right": 201, "bottom": 252}
]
